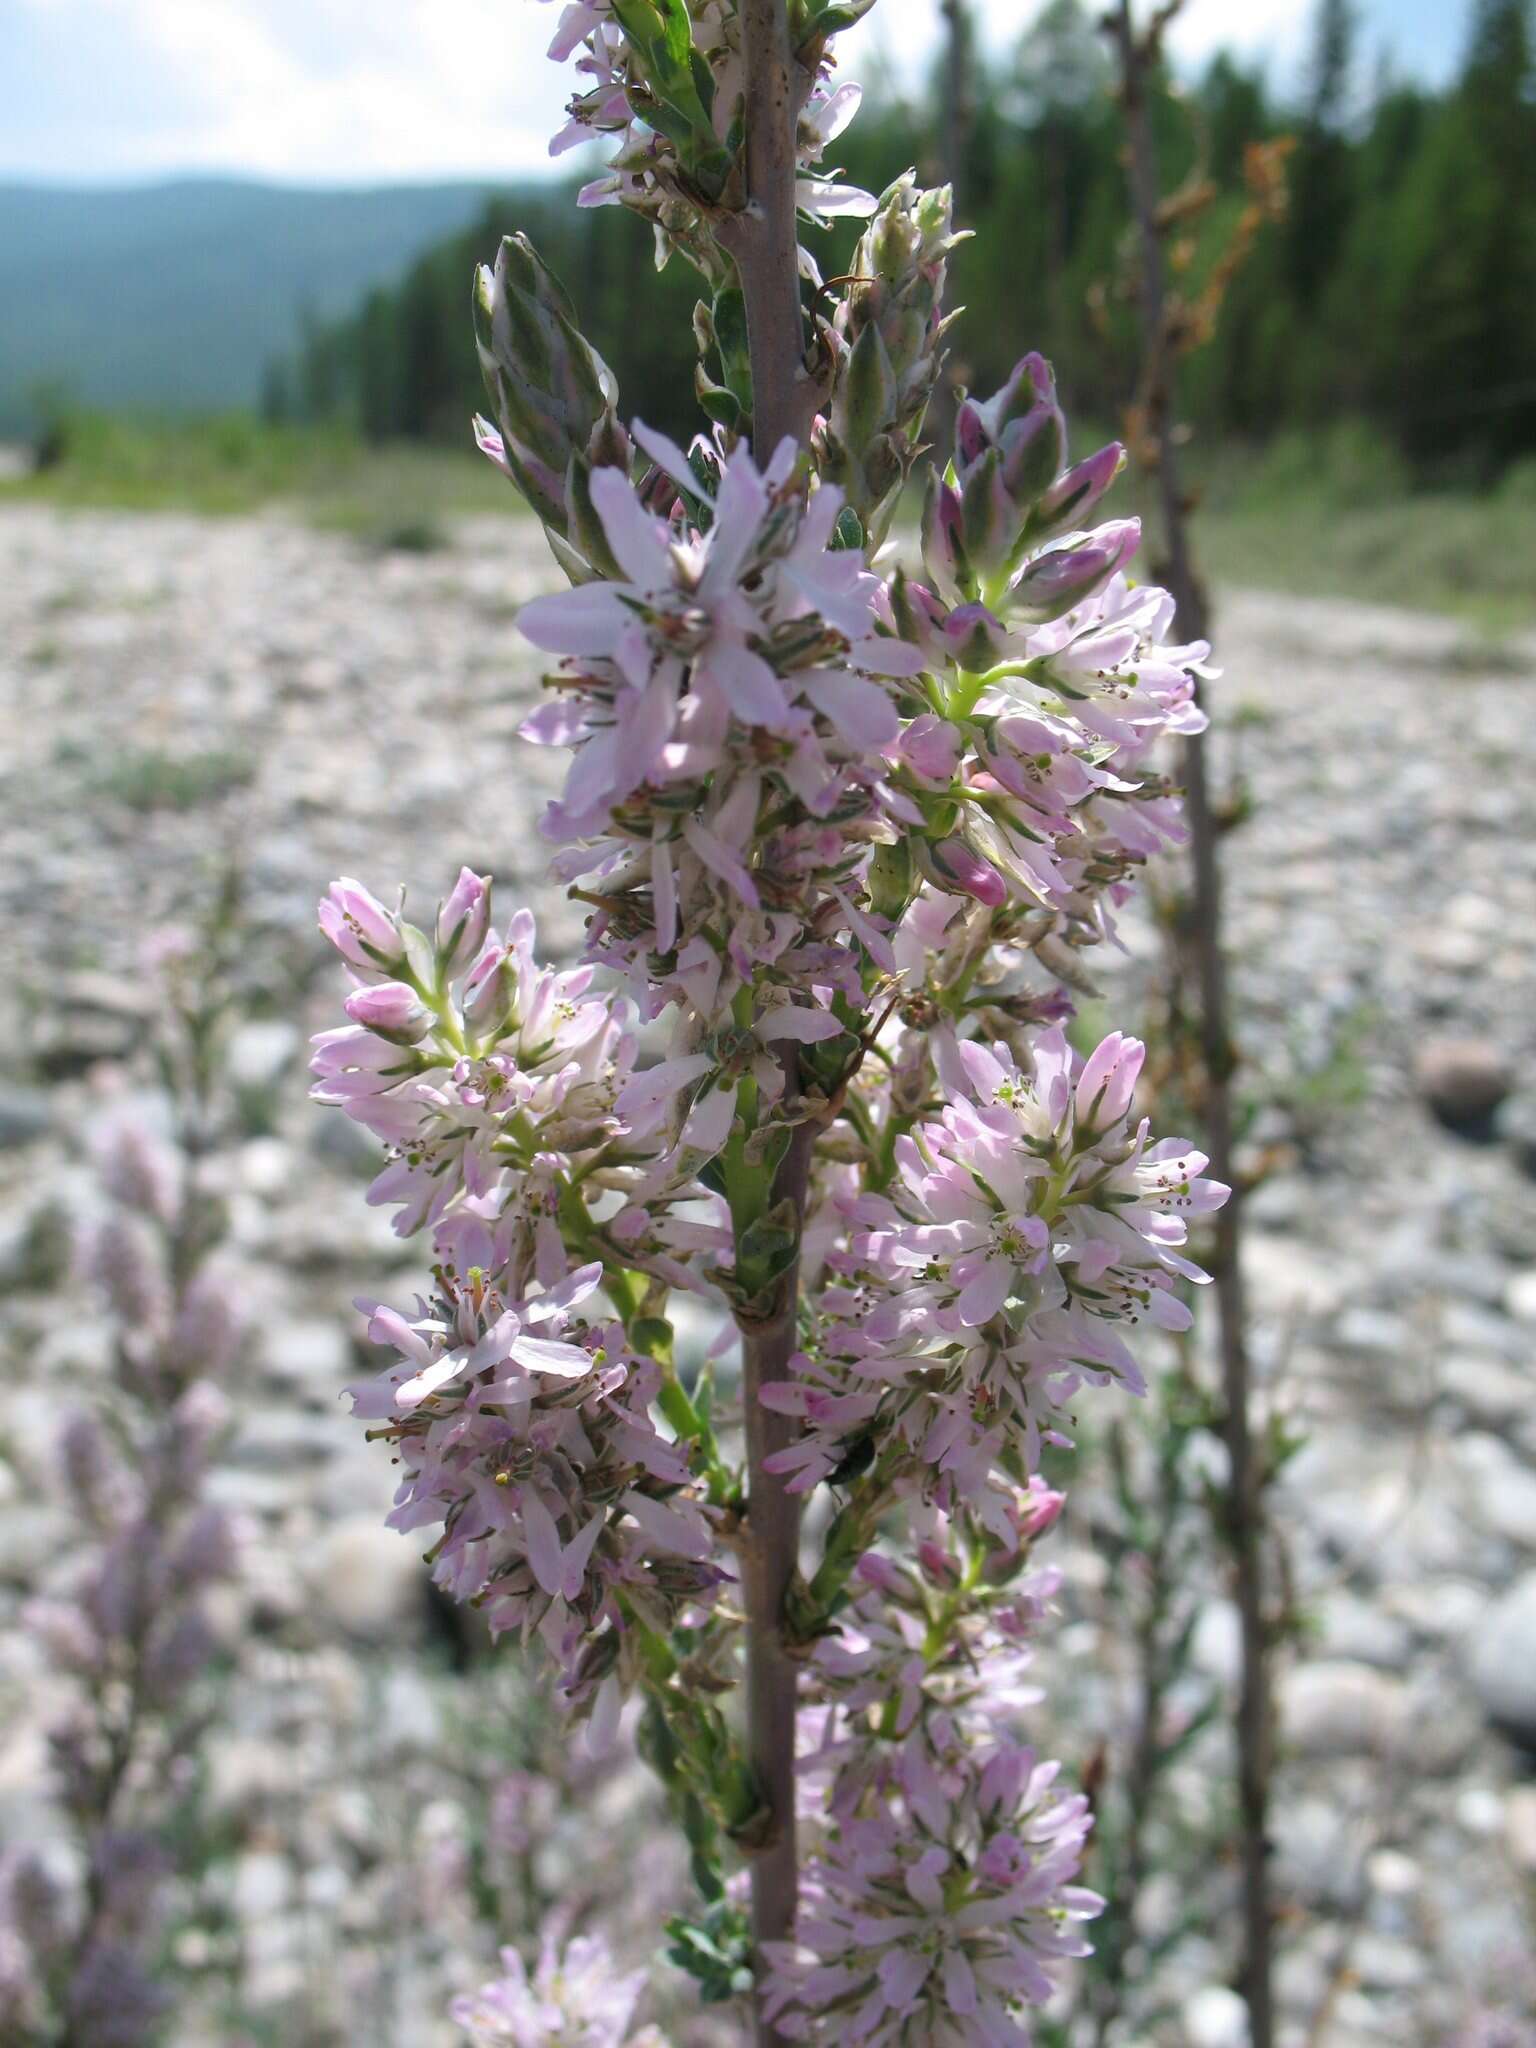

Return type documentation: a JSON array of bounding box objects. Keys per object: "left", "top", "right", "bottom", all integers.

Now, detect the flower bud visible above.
[
  {"left": 319, "top": 878, "right": 405, "bottom": 979},
  {"left": 473, "top": 233, "right": 629, "bottom": 567},
  {"left": 971, "top": 351, "right": 1056, "bottom": 440},
  {"left": 60, "top": 1413, "right": 122, "bottom": 1529},
  {"left": 852, "top": 1550, "right": 908, "bottom": 1598},
  {"left": 88, "top": 1213, "right": 170, "bottom": 1335},
  {"left": 463, "top": 944, "right": 515, "bottom": 1037},
  {"left": 1016, "top": 1476, "right": 1067, "bottom": 1541},
  {"left": 919, "top": 468, "right": 973, "bottom": 606},
  {"left": 937, "top": 601, "right": 1014, "bottom": 673},
  {"left": 946, "top": 353, "right": 1087, "bottom": 591},
  {"left": 167, "top": 1381, "right": 231, "bottom": 1490},
  {"left": 436, "top": 868, "right": 492, "bottom": 977},
  {"left": 1070, "top": 1038, "right": 1142, "bottom": 1148},
  {"left": 345, "top": 980, "right": 432, "bottom": 1043},
  {"left": 164, "top": 1264, "right": 244, "bottom": 1383},
  {"left": 918, "top": 837, "right": 1007, "bottom": 908},
  {"left": 956, "top": 446, "right": 1018, "bottom": 589},
  {"left": 998, "top": 394, "right": 1066, "bottom": 510},
  {"left": 1007, "top": 520, "right": 1141, "bottom": 625},
  {"left": 1026, "top": 440, "right": 1126, "bottom": 549},
  {"left": 97, "top": 1118, "right": 180, "bottom": 1228},
  {"left": 8, "top": 1852, "right": 67, "bottom": 1958},
  {"left": 915, "top": 1538, "right": 962, "bottom": 1588},
  {"left": 817, "top": 175, "right": 964, "bottom": 538}
]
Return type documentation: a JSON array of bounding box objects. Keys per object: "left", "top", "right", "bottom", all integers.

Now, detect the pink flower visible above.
[
  {"left": 352, "top": 1261, "right": 717, "bottom": 1707},
  {"left": 763, "top": 1731, "right": 1100, "bottom": 2044},
  {"left": 451, "top": 1929, "right": 663, "bottom": 2048}
]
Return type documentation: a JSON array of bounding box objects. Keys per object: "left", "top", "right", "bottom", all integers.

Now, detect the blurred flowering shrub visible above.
[{"left": 4, "top": 914, "right": 256, "bottom": 2044}]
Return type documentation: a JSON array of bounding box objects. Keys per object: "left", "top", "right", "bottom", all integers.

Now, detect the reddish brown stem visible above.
[
  {"left": 716, "top": 0, "right": 813, "bottom": 457},
  {"left": 720, "top": 7, "right": 813, "bottom": 2040},
  {"left": 1110, "top": 4, "right": 1275, "bottom": 2043},
  {"left": 739, "top": 1117, "right": 814, "bottom": 2045}
]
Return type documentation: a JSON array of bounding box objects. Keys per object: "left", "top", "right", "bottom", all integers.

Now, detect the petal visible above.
[
  {"left": 814, "top": 80, "right": 862, "bottom": 143},
  {"left": 683, "top": 816, "right": 760, "bottom": 906},
  {"left": 520, "top": 1490, "right": 565, "bottom": 1597},
  {"left": 798, "top": 668, "right": 899, "bottom": 748},
  {"left": 621, "top": 1488, "right": 710, "bottom": 1558},
  {"left": 560, "top": 1509, "right": 606, "bottom": 1598},
  {"left": 701, "top": 447, "right": 770, "bottom": 589},
  {"left": 506, "top": 1335, "right": 595, "bottom": 1378},
  {"left": 394, "top": 1353, "right": 463, "bottom": 1408},
  {"left": 517, "top": 583, "right": 631, "bottom": 655},
  {"left": 703, "top": 639, "right": 789, "bottom": 726},
  {"left": 632, "top": 419, "right": 713, "bottom": 505},
  {"left": 590, "top": 465, "right": 672, "bottom": 588},
  {"left": 797, "top": 175, "right": 878, "bottom": 219},
  {"left": 957, "top": 1256, "right": 1012, "bottom": 1326},
  {"left": 847, "top": 634, "right": 926, "bottom": 678},
  {"left": 615, "top": 1052, "right": 712, "bottom": 1119},
  {"left": 681, "top": 1080, "right": 737, "bottom": 1154},
  {"left": 756, "top": 1004, "right": 845, "bottom": 1044}
]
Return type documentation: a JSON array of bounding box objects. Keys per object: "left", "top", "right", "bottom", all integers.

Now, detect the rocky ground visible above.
[{"left": 0, "top": 503, "right": 1534, "bottom": 2046}]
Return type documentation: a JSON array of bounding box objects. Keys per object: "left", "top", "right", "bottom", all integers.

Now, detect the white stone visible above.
[
  {"left": 231, "top": 1849, "right": 294, "bottom": 1920},
  {"left": 1366, "top": 1846, "right": 1422, "bottom": 1895},
  {"left": 1280, "top": 1662, "right": 1410, "bottom": 1762},
  {"left": 1469, "top": 1571, "right": 1536, "bottom": 1742},
  {"left": 1505, "top": 1786, "right": 1536, "bottom": 1871},
  {"left": 309, "top": 1516, "right": 427, "bottom": 1643},
  {"left": 1440, "top": 1352, "right": 1531, "bottom": 1428},
  {"left": 1181, "top": 1985, "right": 1250, "bottom": 2048},
  {"left": 1504, "top": 1268, "right": 1536, "bottom": 1327}
]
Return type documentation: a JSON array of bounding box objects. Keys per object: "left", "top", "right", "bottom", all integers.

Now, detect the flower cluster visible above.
[
  {"left": 766, "top": 1496, "right": 1098, "bottom": 2044},
  {"left": 876, "top": 352, "right": 1211, "bottom": 966},
  {"left": 356, "top": 1258, "right": 719, "bottom": 1734},
  {"left": 15, "top": 929, "right": 250, "bottom": 2048},
  {"left": 0, "top": 1840, "right": 172, "bottom": 2048},
  {"left": 763, "top": 1745, "right": 1099, "bottom": 2045},
  {"left": 534, "top": 0, "right": 874, "bottom": 247},
  {"left": 316, "top": 874, "right": 731, "bottom": 1722},
  {"left": 516, "top": 428, "right": 920, "bottom": 1014},
  {"left": 453, "top": 1929, "right": 667, "bottom": 2048},
  {"left": 313, "top": 870, "right": 634, "bottom": 1258},
  {"left": 815, "top": 173, "right": 964, "bottom": 540},
  {"left": 473, "top": 231, "right": 633, "bottom": 579},
  {"left": 311, "top": 2, "right": 1233, "bottom": 2036},
  {"left": 763, "top": 1027, "right": 1227, "bottom": 1513}
]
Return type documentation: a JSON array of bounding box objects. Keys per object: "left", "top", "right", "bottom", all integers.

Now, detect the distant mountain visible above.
[{"left": 0, "top": 177, "right": 507, "bottom": 432}]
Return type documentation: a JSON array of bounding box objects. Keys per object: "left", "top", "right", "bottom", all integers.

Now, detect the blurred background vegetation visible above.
[{"left": 6, "top": 0, "right": 1536, "bottom": 628}]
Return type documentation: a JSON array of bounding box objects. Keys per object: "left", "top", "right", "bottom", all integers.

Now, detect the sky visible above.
[{"left": 0, "top": 0, "right": 1469, "bottom": 186}]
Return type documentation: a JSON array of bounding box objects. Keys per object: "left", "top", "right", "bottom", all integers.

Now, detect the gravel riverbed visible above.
[{"left": 1, "top": 504, "right": 1534, "bottom": 2045}]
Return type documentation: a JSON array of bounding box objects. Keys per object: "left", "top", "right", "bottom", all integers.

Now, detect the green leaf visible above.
[
  {"left": 663, "top": 1902, "right": 753, "bottom": 2003},
  {"left": 710, "top": 284, "right": 753, "bottom": 411},
  {"left": 697, "top": 381, "right": 743, "bottom": 429},
  {"left": 656, "top": 0, "right": 693, "bottom": 69},
  {"left": 831, "top": 503, "right": 865, "bottom": 552}
]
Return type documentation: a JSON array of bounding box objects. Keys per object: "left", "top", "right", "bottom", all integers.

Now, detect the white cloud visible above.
[
  {"left": 0, "top": 0, "right": 1422, "bottom": 185},
  {"left": 10, "top": 0, "right": 572, "bottom": 180},
  {"left": 1164, "top": 0, "right": 1312, "bottom": 80}
]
